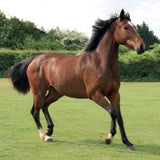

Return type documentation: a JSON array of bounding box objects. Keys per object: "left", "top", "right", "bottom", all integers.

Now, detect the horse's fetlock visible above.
[
  {"left": 111, "top": 130, "right": 116, "bottom": 136},
  {"left": 46, "top": 127, "right": 53, "bottom": 136},
  {"left": 48, "top": 123, "right": 54, "bottom": 129}
]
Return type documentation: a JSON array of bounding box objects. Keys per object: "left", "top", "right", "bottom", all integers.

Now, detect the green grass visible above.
[{"left": 0, "top": 79, "right": 160, "bottom": 160}]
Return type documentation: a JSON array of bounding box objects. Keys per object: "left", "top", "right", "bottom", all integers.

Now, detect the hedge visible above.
[
  {"left": 0, "top": 47, "right": 160, "bottom": 81},
  {"left": 0, "top": 49, "right": 79, "bottom": 77},
  {"left": 119, "top": 51, "right": 160, "bottom": 81}
]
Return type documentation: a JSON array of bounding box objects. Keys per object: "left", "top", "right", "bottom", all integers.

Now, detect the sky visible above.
[{"left": 1, "top": 0, "right": 160, "bottom": 38}]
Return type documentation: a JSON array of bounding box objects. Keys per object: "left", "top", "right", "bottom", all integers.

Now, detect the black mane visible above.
[{"left": 85, "top": 15, "right": 118, "bottom": 52}]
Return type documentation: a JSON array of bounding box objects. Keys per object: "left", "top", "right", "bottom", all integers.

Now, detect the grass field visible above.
[{"left": 0, "top": 78, "right": 160, "bottom": 160}]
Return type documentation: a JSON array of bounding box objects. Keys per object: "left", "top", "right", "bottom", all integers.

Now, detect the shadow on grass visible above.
[
  {"left": 53, "top": 139, "right": 106, "bottom": 147},
  {"left": 53, "top": 139, "right": 160, "bottom": 156},
  {"left": 135, "top": 144, "right": 160, "bottom": 156}
]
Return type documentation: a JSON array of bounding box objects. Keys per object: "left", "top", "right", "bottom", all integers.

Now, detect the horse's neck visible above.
[{"left": 96, "top": 29, "right": 119, "bottom": 73}]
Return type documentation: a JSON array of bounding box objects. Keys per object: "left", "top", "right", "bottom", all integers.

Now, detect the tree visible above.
[
  {"left": 0, "top": 10, "right": 88, "bottom": 50},
  {"left": 137, "top": 22, "right": 160, "bottom": 50},
  {"left": 0, "top": 10, "right": 46, "bottom": 49},
  {"left": 47, "top": 27, "right": 88, "bottom": 50},
  {"left": 0, "top": 11, "right": 8, "bottom": 47},
  {"left": 4, "top": 17, "right": 46, "bottom": 49}
]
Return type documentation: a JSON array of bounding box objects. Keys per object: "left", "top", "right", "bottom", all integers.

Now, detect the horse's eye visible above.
[{"left": 124, "top": 27, "right": 128, "bottom": 30}]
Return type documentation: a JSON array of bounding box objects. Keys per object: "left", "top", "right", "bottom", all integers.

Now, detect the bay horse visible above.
[{"left": 9, "top": 9, "right": 145, "bottom": 150}]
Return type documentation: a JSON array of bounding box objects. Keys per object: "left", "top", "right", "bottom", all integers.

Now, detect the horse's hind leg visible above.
[
  {"left": 42, "top": 87, "right": 63, "bottom": 141},
  {"left": 31, "top": 105, "right": 42, "bottom": 132},
  {"left": 31, "top": 94, "right": 48, "bottom": 141}
]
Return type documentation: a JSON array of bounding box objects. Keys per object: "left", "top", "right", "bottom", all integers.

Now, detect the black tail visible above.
[{"left": 8, "top": 56, "right": 35, "bottom": 94}]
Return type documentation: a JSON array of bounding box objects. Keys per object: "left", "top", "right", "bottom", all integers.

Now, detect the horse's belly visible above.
[{"left": 54, "top": 80, "right": 88, "bottom": 98}]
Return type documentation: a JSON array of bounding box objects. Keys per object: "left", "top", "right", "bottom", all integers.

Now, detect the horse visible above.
[{"left": 8, "top": 9, "right": 145, "bottom": 150}]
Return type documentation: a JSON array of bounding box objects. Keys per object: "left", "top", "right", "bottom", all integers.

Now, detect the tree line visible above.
[
  {"left": 0, "top": 11, "right": 88, "bottom": 50},
  {"left": 0, "top": 10, "right": 159, "bottom": 51}
]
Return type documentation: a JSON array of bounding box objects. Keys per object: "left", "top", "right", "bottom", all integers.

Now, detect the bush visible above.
[
  {"left": 0, "top": 45, "right": 160, "bottom": 81},
  {"left": 0, "top": 49, "right": 34, "bottom": 77},
  {"left": 119, "top": 49, "right": 160, "bottom": 81},
  {"left": 22, "top": 35, "right": 64, "bottom": 50},
  {"left": 0, "top": 49, "right": 79, "bottom": 77}
]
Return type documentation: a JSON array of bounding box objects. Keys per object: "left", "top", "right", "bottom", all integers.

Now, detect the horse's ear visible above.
[
  {"left": 126, "top": 12, "right": 130, "bottom": 18},
  {"left": 120, "top": 9, "right": 125, "bottom": 20}
]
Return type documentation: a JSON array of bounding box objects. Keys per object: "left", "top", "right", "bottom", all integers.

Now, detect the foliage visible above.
[
  {"left": 119, "top": 45, "right": 130, "bottom": 55},
  {"left": 0, "top": 11, "right": 7, "bottom": 47},
  {"left": 0, "top": 11, "right": 88, "bottom": 51},
  {"left": 53, "top": 28, "right": 88, "bottom": 50},
  {"left": 119, "top": 50, "right": 160, "bottom": 81},
  {"left": 0, "top": 44, "right": 160, "bottom": 81},
  {"left": 149, "top": 43, "right": 160, "bottom": 56},
  {"left": 0, "top": 11, "right": 46, "bottom": 49},
  {"left": 136, "top": 22, "right": 160, "bottom": 50},
  {"left": 1, "top": 10, "right": 160, "bottom": 81},
  {"left": 22, "top": 35, "right": 63, "bottom": 50},
  {"left": 0, "top": 79, "right": 160, "bottom": 160},
  {"left": 22, "top": 28, "right": 88, "bottom": 50},
  {"left": 0, "top": 49, "right": 79, "bottom": 77}
]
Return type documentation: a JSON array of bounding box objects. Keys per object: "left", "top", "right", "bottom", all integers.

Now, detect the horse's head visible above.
[{"left": 114, "top": 9, "right": 145, "bottom": 54}]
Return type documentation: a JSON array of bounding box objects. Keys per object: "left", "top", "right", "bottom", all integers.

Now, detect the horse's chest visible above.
[{"left": 97, "top": 75, "right": 120, "bottom": 94}]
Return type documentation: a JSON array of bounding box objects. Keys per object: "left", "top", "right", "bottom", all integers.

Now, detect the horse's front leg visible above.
[
  {"left": 91, "top": 91, "right": 117, "bottom": 118},
  {"left": 90, "top": 91, "right": 117, "bottom": 141},
  {"left": 108, "top": 92, "right": 136, "bottom": 150},
  {"left": 105, "top": 92, "right": 119, "bottom": 144},
  {"left": 105, "top": 114, "right": 116, "bottom": 145}
]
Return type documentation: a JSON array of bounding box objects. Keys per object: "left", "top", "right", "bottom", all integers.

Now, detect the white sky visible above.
[{"left": 1, "top": 0, "right": 160, "bottom": 38}]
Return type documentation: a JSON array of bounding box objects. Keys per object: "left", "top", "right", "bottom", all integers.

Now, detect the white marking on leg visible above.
[
  {"left": 38, "top": 128, "right": 45, "bottom": 139},
  {"left": 106, "top": 133, "right": 114, "bottom": 141},
  {"left": 39, "top": 128, "right": 53, "bottom": 142},
  {"left": 44, "top": 135, "right": 53, "bottom": 142}
]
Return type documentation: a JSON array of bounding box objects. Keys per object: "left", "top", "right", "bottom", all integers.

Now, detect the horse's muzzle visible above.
[{"left": 137, "top": 44, "right": 145, "bottom": 54}]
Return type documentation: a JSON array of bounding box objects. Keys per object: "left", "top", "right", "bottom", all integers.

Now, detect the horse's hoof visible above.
[
  {"left": 127, "top": 145, "right": 136, "bottom": 151},
  {"left": 45, "top": 138, "right": 53, "bottom": 142},
  {"left": 105, "top": 138, "right": 112, "bottom": 145},
  {"left": 105, "top": 133, "right": 113, "bottom": 145},
  {"left": 44, "top": 135, "right": 53, "bottom": 142}
]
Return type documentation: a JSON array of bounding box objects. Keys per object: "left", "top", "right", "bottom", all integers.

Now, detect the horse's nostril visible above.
[
  {"left": 140, "top": 44, "right": 145, "bottom": 53},
  {"left": 137, "top": 44, "right": 145, "bottom": 54},
  {"left": 140, "top": 44, "right": 145, "bottom": 51}
]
